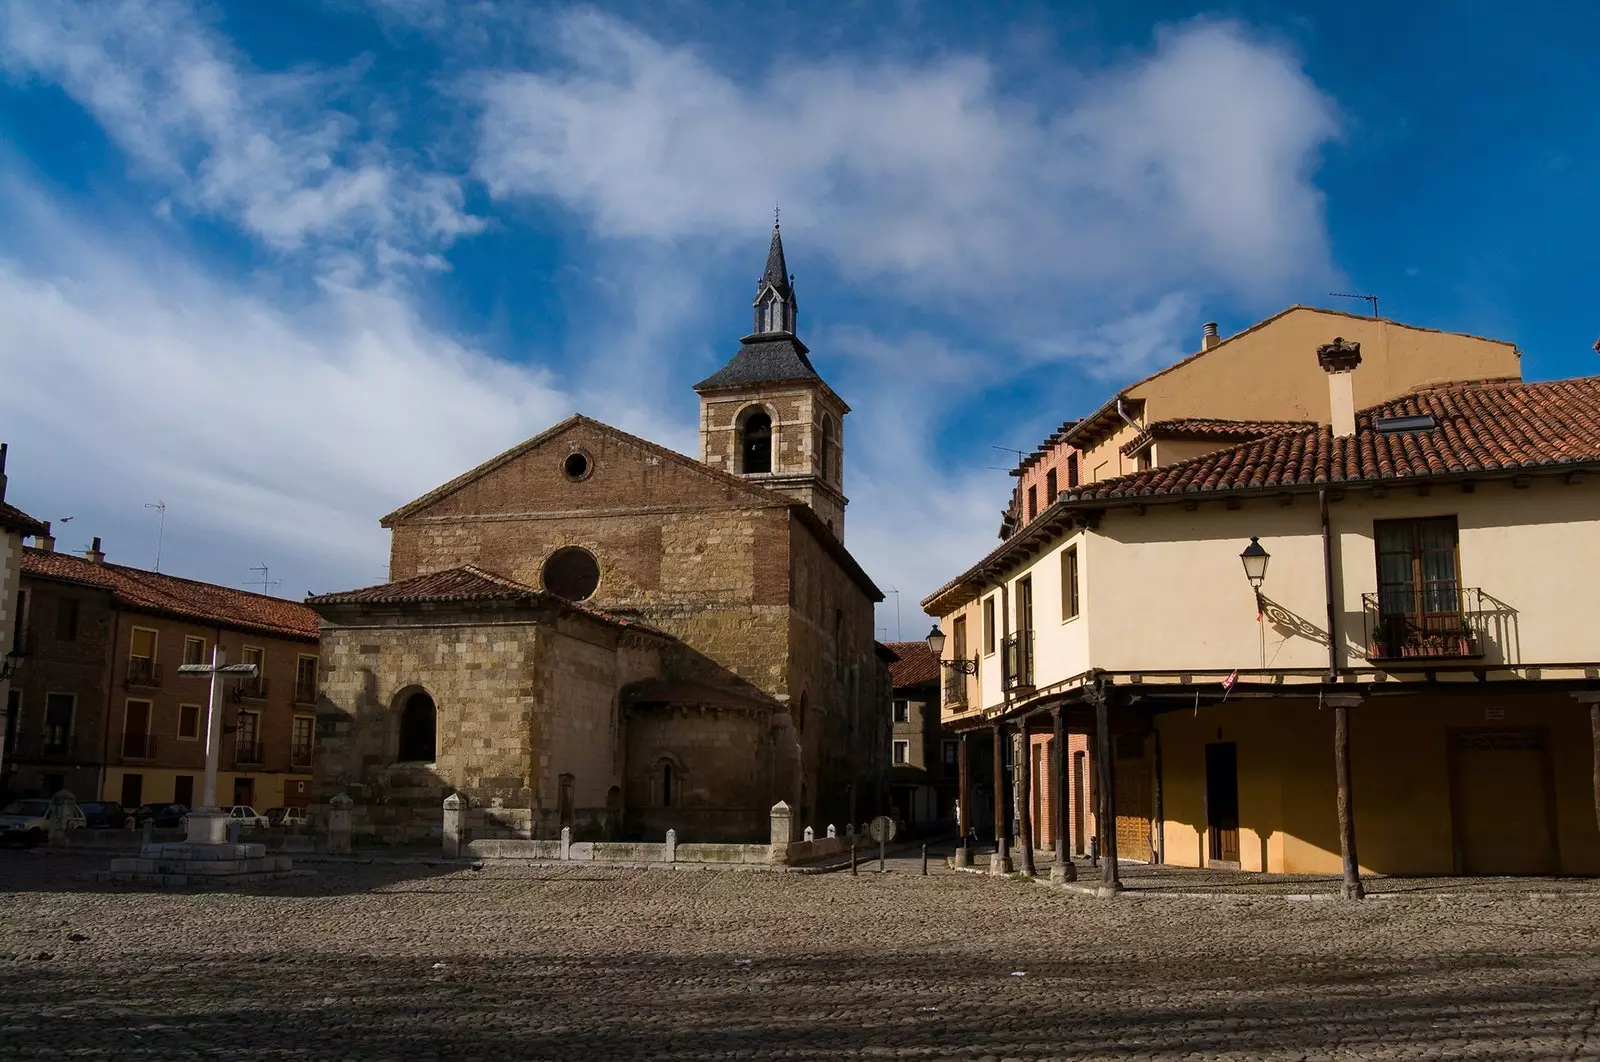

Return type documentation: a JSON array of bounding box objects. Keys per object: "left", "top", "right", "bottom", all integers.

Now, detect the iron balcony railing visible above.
[
  {"left": 290, "top": 744, "right": 315, "bottom": 769},
  {"left": 120, "top": 733, "right": 157, "bottom": 761},
  {"left": 12, "top": 731, "right": 93, "bottom": 761},
  {"left": 1362, "top": 588, "right": 1488, "bottom": 663},
  {"left": 233, "top": 741, "right": 265, "bottom": 767},
  {"left": 1002, "top": 631, "right": 1035, "bottom": 692},
  {"left": 125, "top": 658, "right": 163, "bottom": 689},
  {"left": 232, "top": 675, "right": 269, "bottom": 702},
  {"left": 293, "top": 680, "right": 318, "bottom": 706}
]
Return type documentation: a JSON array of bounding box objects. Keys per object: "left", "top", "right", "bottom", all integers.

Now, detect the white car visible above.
[
  {"left": 265, "top": 806, "right": 309, "bottom": 828},
  {"left": 0, "top": 798, "right": 86, "bottom": 846},
  {"left": 223, "top": 805, "right": 271, "bottom": 829}
]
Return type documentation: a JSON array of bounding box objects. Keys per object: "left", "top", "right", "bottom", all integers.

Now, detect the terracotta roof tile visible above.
[
  {"left": 307, "top": 565, "right": 672, "bottom": 636},
  {"left": 883, "top": 641, "right": 939, "bottom": 689},
  {"left": 0, "top": 502, "right": 47, "bottom": 537},
  {"left": 22, "top": 549, "right": 319, "bottom": 640}
]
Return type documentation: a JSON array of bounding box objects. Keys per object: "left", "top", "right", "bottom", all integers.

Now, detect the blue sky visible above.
[{"left": 1, "top": 1, "right": 1595, "bottom": 638}]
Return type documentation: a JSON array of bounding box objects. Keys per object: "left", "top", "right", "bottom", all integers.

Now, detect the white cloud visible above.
[
  {"left": 0, "top": 0, "right": 482, "bottom": 276},
  {"left": 472, "top": 12, "right": 1338, "bottom": 308}
]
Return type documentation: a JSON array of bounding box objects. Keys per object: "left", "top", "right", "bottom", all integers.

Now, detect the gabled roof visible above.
[
  {"left": 923, "top": 375, "right": 1600, "bottom": 615},
  {"left": 883, "top": 641, "right": 939, "bottom": 689},
  {"left": 22, "top": 549, "right": 319, "bottom": 641},
  {"left": 0, "top": 502, "right": 47, "bottom": 537},
  {"left": 306, "top": 564, "right": 671, "bottom": 636},
  {"left": 692, "top": 335, "right": 832, "bottom": 394},
  {"left": 381, "top": 414, "right": 882, "bottom": 601}
]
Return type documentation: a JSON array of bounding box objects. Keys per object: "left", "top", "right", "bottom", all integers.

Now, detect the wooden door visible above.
[
  {"left": 123, "top": 700, "right": 151, "bottom": 758},
  {"left": 1205, "top": 742, "right": 1240, "bottom": 865},
  {"left": 120, "top": 773, "right": 143, "bottom": 808},
  {"left": 1115, "top": 757, "right": 1153, "bottom": 863},
  {"left": 1452, "top": 730, "right": 1556, "bottom": 875}
]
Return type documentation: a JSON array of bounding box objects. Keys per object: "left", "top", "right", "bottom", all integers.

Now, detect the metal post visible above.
[
  {"left": 850, "top": 840, "right": 857, "bottom": 876},
  {"left": 921, "top": 843, "right": 928, "bottom": 876},
  {"left": 878, "top": 832, "right": 885, "bottom": 873}
]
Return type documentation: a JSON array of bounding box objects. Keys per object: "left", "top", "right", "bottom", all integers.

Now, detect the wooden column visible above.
[
  {"left": 992, "top": 722, "right": 1007, "bottom": 859},
  {"left": 1330, "top": 694, "right": 1364, "bottom": 900},
  {"left": 1052, "top": 705, "right": 1075, "bottom": 882},
  {"left": 1092, "top": 686, "right": 1122, "bottom": 894},
  {"left": 957, "top": 733, "right": 971, "bottom": 847},
  {"left": 1571, "top": 693, "right": 1600, "bottom": 840},
  {"left": 1017, "top": 722, "right": 1036, "bottom": 876}
]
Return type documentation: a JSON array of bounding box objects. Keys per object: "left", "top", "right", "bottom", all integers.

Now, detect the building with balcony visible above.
[
  {"left": 6, "top": 537, "right": 321, "bottom": 810},
  {"left": 883, "top": 641, "right": 959, "bottom": 833},
  {"left": 926, "top": 311, "right": 1600, "bottom": 883},
  {"left": 0, "top": 444, "right": 49, "bottom": 794}
]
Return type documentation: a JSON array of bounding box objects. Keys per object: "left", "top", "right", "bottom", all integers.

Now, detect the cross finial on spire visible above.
[{"left": 774, "top": 204, "right": 780, "bottom": 229}]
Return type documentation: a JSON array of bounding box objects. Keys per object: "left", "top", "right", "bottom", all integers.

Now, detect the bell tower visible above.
[{"left": 694, "top": 220, "right": 849, "bottom": 539}]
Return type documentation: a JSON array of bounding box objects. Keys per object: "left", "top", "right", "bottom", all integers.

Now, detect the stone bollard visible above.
[
  {"left": 845, "top": 823, "right": 855, "bottom": 838},
  {"left": 142, "top": 818, "right": 154, "bottom": 845},
  {"left": 664, "top": 828, "right": 676, "bottom": 863},
  {"left": 443, "top": 792, "right": 466, "bottom": 858},
  {"left": 226, "top": 818, "right": 243, "bottom": 844},
  {"left": 48, "top": 790, "right": 76, "bottom": 846},
  {"left": 803, "top": 825, "right": 814, "bottom": 843},
  {"left": 827, "top": 824, "right": 836, "bottom": 839},
  {"left": 560, "top": 826, "right": 572, "bottom": 861},
  {"left": 327, "top": 793, "right": 353, "bottom": 855}
]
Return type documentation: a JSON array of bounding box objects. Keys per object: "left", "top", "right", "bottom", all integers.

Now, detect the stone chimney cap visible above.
[{"left": 1317, "top": 337, "right": 1363, "bottom": 374}]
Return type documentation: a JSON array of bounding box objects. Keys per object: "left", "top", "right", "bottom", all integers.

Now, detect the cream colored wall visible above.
[
  {"left": 1133, "top": 308, "right": 1519, "bottom": 426},
  {"left": 1084, "top": 478, "right": 1600, "bottom": 674},
  {"left": 1075, "top": 422, "right": 1144, "bottom": 487},
  {"left": 1151, "top": 439, "right": 1238, "bottom": 466}
]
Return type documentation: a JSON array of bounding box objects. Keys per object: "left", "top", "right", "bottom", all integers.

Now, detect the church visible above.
[{"left": 309, "top": 224, "right": 890, "bottom": 843}]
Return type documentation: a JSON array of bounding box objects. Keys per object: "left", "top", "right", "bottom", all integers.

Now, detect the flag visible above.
[{"left": 1221, "top": 668, "right": 1239, "bottom": 702}]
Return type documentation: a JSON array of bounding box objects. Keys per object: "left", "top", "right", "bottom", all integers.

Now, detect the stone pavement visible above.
[{"left": 3, "top": 848, "right": 1599, "bottom": 1060}]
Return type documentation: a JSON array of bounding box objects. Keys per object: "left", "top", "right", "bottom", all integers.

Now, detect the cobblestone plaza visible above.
[{"left": 3, "top": 852, "right": 1599, "bottom": 1060}]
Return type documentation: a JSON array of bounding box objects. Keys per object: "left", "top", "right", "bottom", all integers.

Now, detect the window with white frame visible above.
[{"left": 892, "top": 740, "right": 909, "bottom": 765}]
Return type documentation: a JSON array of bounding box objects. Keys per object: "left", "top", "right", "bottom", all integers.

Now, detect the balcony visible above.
[
  {"left": 120, "top": 733, "right": 158, "bottom": 762},
  {"left": 1002, "top": 631, "right": 1034, "bottom": 692},
  {"left": 942, "top": 673, "right": 969, "bottom": 710},
  {"left": 293, "top": 679, "right": 318, "bottom": 706},
  {"left": 125, "top": 658, "right": 163, "bottom": 689},
  {"left": 232, "top": 676, "right": 270, "bottom": 703},
  {"left": 233, "top": 741, "right": 265, "bottom": 767},
  {"left": 10, "top": 731, "right": 94, "bottom": 762},
  {"left": 1362, "top": 588, "right": 1489, "bottom": 663},
  {"left": 290, "top": 744, "right": 315, "bottom": 769}
]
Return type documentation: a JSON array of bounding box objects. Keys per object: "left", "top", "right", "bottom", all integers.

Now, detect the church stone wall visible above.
[
  {"left": 315, "top": 605, "right": 660, "bottom": 842},
  {"left": 623, "top": 705, "right": 776, "bottom": 843}
]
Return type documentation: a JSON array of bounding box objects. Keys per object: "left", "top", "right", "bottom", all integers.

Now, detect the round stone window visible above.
[
  {"left": 562, "top": 450, "right": 592, "bottom": 481},
  {"left": 542, "top": 547, "right": 600, "bottom": 602}
]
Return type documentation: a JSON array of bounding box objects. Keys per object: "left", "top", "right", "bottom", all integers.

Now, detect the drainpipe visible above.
[
  {"left": 1114, "top": 397, "right": 1139, "bottom": 434},
  {"left": 1320, "top": 489, "right": 1339, "bottom": 684}
]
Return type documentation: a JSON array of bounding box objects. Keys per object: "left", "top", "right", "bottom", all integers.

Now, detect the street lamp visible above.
[
  {"left": 0, "top": 646, "right": 24, "bottom": 683},
  {"left": 926, "top": 624, "right": 977, "bottom": 675},
  {"left": 1240, "top": 536, "right": 1270, "bottom": 609}
]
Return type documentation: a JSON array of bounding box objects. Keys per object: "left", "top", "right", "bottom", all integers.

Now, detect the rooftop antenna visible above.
[
  {"left": 1330, "top": 292, "right": 1380, "bottom": 318},
  {"left": 887, "top": 588, "right": 902, "bottom": 641},
  {"left": 988, "top": 444, "right": 1028, "bottom": 472},
  {"left": 247, "top": 563, "right": 281, "bottom": 596},
  {"left": 143, "top": 501, "right": 166, "bottom": 572}
]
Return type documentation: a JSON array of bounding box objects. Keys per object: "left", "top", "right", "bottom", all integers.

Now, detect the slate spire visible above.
[
  {"left": 762, "top": 215, "right": 792, "bottom": 299},
  {"left": 752, "top": 215, "right": 797, "bottom": 335}
]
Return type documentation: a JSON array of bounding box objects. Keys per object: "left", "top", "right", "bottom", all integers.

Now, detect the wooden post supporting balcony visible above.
[
  {"left": 1571, "top": 692, "right": 1600, "bottom": 839},
  {"left": 1329, "top": 693, "right": 1365, "bottom": 900},
  {"left": 1016, "top": 722, "right": 1036, "bottom": 877},
  {"left": 1052, "top": 705, "right": 1075, "bottom": 882},
  {"left": 957, "top": 732, "right": 973, "bottom": 866},
  {"left": 1091, "top": 686, "right": 1122, "bottom": 895},
  {"left": 991, "top": 721, "right": 1012, "bottom": 874}
]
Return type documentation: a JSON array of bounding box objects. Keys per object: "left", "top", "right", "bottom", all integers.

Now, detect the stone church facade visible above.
[{"left": 310, "top": 225, "right": 889, "bottom": 843}]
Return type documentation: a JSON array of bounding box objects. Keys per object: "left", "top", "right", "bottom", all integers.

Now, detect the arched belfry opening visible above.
[
  {"left": 398, "top": 689, "right": 437, "bottom": 763},
  {"left": 740, "top": 409, "right": 773, "bottom": 474}
]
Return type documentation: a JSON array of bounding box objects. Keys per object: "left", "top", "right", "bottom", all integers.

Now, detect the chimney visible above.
[
  {"left": 33, "top": 521, "right": 54, "bottom": 553},
  {"left": 1317, "top": 337, "right": 1363, "bottom": 438},
  {"left": 1202, "top": 322, "right": 1220, "bottom": 350},
  {"left": 84, "top": 536, "right": 105, "bottom": 565},
  {"left": 0, "top": 442, "right": 7, "bottom": 504}
]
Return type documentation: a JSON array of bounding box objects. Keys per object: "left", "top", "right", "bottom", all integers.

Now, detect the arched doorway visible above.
[{"left": 398, "top": 690, "right": 436, "bottom": 763}]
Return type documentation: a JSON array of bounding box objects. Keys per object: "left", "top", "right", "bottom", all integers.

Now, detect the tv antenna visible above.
[
  {"left": 144, "top": 501, "right": 166, "bottom": 572},
  {"left": 886, "top": 588, "right": 902, "bottom": 641},
  {"left": 247, "top": 563, "right": 281, "bottom": 596},
  {"left": 988, "top": 444, "right": 1029, "bottom": 472},
  {"left": 1330, "top": 292, "right": 1380, "bottom": 317}
]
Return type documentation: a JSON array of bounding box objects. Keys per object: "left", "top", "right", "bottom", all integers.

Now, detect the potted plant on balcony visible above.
[{"left": 1368, "top": 619, "right": 1399, "bottom": 660}]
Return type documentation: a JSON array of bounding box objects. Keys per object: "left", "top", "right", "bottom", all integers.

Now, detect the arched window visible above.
[
  {"left": 661, "top": 761, "right": 675, "bottom": 807},
  {"left": 740, "top": 410, "right": 772, "bottom": 474},
  {"left": 820, "top": 415, "right": 837, "bottom": 482},
  {"left": 398, "top": 690, "right": 436, "bottom": 762}
]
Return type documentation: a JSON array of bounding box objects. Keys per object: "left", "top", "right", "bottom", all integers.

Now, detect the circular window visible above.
[
  {"left": 562, "top": 451, "right": 592, "bottom": 481},
  {"left": 542, "top": 547, "right": 600, "bottom": 601}
]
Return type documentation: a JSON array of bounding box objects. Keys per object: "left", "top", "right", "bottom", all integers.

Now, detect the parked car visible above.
[
  {"left": 265, "top": 807, "right": 309, "bottom": 828},
  {"left": 132, "top": 803, "right": 189, "bottom": 829},
  {"left": 0, "top": 798, "right": 86, "bottom": 846},
  {"left": 79, "top": 801, "right": 129, "bottom": 829},
  {"left": 223, "top": 805, "right": 271, "bottom": 829}
]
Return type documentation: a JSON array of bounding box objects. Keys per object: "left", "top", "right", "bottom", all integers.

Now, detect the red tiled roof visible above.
[
  {"left": 0, "top": 502, "right": 47, "bottom": 537},
  {"left": 923, "top": 376, "right": 1600, "bottom": 615},
  {"left": 1120, "top": 418, "right": 1314, "bottom": 456},
  {"left": 307, "top": 565, "right": 672, "bottom": 636},
  {"left": 22, "top": 548, "right": 319, "bottom": 641},
  {"left": 1073, "top": 377, "right": 1600, "bottom": 503},
  {"left": 883, "top": 641, "right": 939, "bottom": 689}
]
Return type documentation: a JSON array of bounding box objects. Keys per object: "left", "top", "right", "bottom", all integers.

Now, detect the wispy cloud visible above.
[{"left": 0, "top": 0, "right": 482, "bottom": 279}]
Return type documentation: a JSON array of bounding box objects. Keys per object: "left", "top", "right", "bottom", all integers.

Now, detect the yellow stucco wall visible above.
[
  {"left": 1154, "top": 693, "right": 1600, "bottom": 875},
  {"left": 101, "top": 768, "right": 311, "bottom": 810}
]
